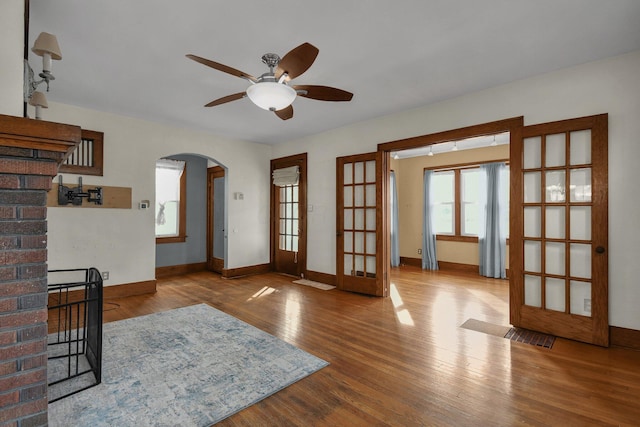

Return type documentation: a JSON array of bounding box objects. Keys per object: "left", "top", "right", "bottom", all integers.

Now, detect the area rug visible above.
[
  {"left": 48, "top": 304, "right": 328, "bottom": 426},
  {"left": 460, "top": 318, "right": 512, "bottom": 338},
  {"left": 292, "top": 279, "right": 336, "bottom": 290}
]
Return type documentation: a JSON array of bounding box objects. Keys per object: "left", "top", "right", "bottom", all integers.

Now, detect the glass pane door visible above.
[
  {"left": 512, "top": 114, "right": 608, "bottom": 346},
  {"left": 337, "top": 152, "right": 387, "bottom": 296},
  {"left": 522, "top": 131, "right": 593, "bottom": 315},
  {"left": 279, "top": 185, "right": 299, "bottom": 253},
  {"left": 343, "top": 159, "right": 376, "bottom": 278},
  {"left": 271, "top": 154, "right": 307, "bottom": 278}
]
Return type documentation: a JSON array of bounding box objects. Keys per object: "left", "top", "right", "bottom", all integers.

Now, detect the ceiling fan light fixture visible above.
[{"left": 246, "top": 82, "right": 296, "bottom": 111}]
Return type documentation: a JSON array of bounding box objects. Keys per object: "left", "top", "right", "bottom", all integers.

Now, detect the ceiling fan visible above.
[{"left": 186, "top": 42, "right": 353, "bottom": 120}]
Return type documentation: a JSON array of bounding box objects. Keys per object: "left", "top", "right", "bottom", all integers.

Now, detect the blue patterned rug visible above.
[{"left": 48, "top": 304, "right": 328, "bottom": 426}]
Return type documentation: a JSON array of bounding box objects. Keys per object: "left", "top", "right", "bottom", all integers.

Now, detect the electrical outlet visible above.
[
  {"left": 417, "top": 248, "right": 422, "bottom": 254},
  {"left": 584, "top": 298, "right": 591, "bottom": 312},
  {"left": 102, "top": 271, "right": 109, "bottom": 280}
]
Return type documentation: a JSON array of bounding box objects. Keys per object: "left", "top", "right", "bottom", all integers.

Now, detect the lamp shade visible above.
[
  {"left": 32, "top": 32, "right": 62, "bottom": 60},
  {"left": 28, "top": 91, "right": 48, "bottom": 108},
  {"left": 246, "top": 82, "right": 296, "bottom": 111}
]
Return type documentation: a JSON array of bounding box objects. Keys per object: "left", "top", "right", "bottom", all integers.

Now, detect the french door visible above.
[
  {"left": 206, "top": 166, "right": 225, "bottom": 273},
  {"left": 510, "top": 114, "right": 608, "bottom": 346},
  {"left": 336, "top": 152, "right": 389, "bottom": 296},
  {"left": 271, "top": 154, "right": 307, "bottom": 277}
]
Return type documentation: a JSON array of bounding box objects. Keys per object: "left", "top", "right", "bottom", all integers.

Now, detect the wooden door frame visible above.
[
  {"left": 376, "top": 116, "right": 524, "bottom": 275},
  {"left": 207, "top": 166, "right": 225, "bottom": 273},
  {"left": 270, "top": 153, "right": 307, "bottom": 277},
  {"left": 376, "top": 115, "right": 609, "bottom": 346}
]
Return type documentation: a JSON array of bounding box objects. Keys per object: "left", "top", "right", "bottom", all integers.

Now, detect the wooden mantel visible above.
[{"left": 0, "top": 113, "right": 81, "bottom": 162}]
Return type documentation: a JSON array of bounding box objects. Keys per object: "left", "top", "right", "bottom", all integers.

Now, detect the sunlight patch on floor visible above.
[
  {"left": 247, "top": 286, "right": 277, "bottom": 301},
  {"left": 283, "top": 298, "right": 301, "bottom": 341},
  {"left": 391, "top": 283, "right": 414, "bottom": 326}
]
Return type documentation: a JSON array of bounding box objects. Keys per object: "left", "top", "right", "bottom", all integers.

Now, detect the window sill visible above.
[
  {"left": 156, "top": 236, "right": 187, "bottom": 244},
  {"left": 436, "top": 235, "right": 478, "bottom": 243},
  {"left": 435, "top": 235, "right": 510, "bottom": 244}
]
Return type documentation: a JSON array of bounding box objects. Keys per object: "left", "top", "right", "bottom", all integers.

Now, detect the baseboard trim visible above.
[
  {"left": 105, "top": 280, "right": 157, "bottom": 298},
  {"left": 156, "top": 262, "right": 207, "bottom": 279},
  {"left": 399, "top": 257, "right": 511, "bottom": 277},
  {"left": 438, "top": 261, "right": 479, "bottom": 274},
  {"left": 610, "top": 326, "right": 640, "bottom": 350},
  {"left": 400, "top": 257, "right": 478, "bottom": 273},
  {"left": 222, "top": 263, "right": 271, "bottom": 279},
  {"left": 399, "top": 256, "right": 422, "bottom": 268},
  {"left": 306, "top": 270, "right": 337, "bottom": 286},
  {"left": 48, "top": 279, "right": 157, "bottom": 306}
]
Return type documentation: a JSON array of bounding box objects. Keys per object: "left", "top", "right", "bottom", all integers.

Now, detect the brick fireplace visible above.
[{"left": 0, "top": 114, "right": 80, "bottom": 426}]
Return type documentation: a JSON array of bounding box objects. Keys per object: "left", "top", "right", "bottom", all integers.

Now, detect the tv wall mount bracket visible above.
[{"left": 57, "top": 176, "right": 103, "bottom": 206}]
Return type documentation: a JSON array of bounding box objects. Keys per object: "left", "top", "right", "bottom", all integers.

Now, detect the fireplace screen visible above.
[{"left": 47, "top": 268, "right": 103, "bottom": 402}]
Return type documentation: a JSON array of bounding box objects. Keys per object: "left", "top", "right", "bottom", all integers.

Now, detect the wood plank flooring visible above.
[{"left": 97, "top": 266, "right": 640, "bottom": 426}]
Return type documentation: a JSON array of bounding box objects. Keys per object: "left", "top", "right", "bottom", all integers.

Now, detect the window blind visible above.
[{"left": 272, "top": 165, "right": 299, "bottom": 186}]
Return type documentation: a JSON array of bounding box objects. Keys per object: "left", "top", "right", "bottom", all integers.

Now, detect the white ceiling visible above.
[{"left": 28, "top": 1, "right": 640, "bottom": 145}]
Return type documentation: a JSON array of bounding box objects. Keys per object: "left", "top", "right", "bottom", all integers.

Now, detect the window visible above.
[
  {"left": 499, "top": 165, "right": 510, "bottom": 239},
  {"left": 155, "top": 159, "right": 186, "bottom": 243},
  {"left": 461, "top": 169, "right": 481, "bottom": 236},
  {"left": 59, "top": 129, "right": 104, "bottom": 176},
  {"left": 431, "top": 171, "right": 455, "bottom": 235},
  {"left": 430, "top": 165, "right": 509, "bottom": 241}
]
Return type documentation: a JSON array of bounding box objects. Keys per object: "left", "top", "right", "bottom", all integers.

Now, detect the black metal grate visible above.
[
  {"left": 47, "top": 268, "right": 103, "bottom": 402},
  {"left": 504, "top": 327, "right": 556, "bottom": 349}
]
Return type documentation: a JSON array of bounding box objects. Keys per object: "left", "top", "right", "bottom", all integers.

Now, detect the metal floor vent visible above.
[{"left": 504, "top": 327, "right": 556, "bottom": 349}]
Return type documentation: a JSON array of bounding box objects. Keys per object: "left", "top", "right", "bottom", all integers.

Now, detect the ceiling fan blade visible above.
[
  {"left": 275, "top": 43, "right": 319, "bottom": 81},
  {"left": 274, "top": 105, "right": 293, "bottom": 120},
  {"left": 293, "top": 85, "right": 353, "bottom": 102},
  {"left": 205, "top": 92, "right": 246, "bottom": 107},
  {"left": 186, "top": 54, "right": 257, "bottom": 83}
]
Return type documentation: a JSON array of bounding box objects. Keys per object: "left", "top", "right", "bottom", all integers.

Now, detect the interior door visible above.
[
  {"left": 207, "top": 166, "right": 225, "bottom": 273},
  {"left": 510, "top": 114, "right": 608, "bottom": 346},
  {"left": 271, "top": 154, "right": 307, "bottom": 277},
  {"left": 336, "top": 151, "right": 389, "bottom": 296}
]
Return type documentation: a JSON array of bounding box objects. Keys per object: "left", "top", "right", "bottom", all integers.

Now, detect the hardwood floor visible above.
[{"left": 98, "top": 266, "right": 640, "bottom": 426}]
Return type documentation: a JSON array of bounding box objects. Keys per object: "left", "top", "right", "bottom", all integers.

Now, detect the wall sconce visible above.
[
  {"left": 24, "top": 32, "right": 62, "bottom": 103},
  {"left": 28, "top": 91, "right": 48, "bottom": 120}
]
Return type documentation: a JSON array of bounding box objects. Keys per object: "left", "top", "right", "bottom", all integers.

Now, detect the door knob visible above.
[{"left": 595, "top": 246, "right": 605, "bottom": 254}]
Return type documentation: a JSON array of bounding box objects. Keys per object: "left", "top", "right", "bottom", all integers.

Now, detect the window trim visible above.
[
  {"left": 58, "top": 129, "right": 104, "bottom": 176},
  {"left": 427, "top": 158, "right": 509, "bottom": 243},
  {"left": 156, "top": 163, "right": 187, "bottom": 244}
]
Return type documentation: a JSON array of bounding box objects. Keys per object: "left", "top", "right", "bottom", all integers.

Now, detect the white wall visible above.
[
  {"left": 273, "top": 50, "right": 640, "bottom": 331},
  {"left": 0, "top": 0, "right": 24, "bottom": 115},
  {"left": 43, "top": 102, "right": 272, "bottom": 285}
]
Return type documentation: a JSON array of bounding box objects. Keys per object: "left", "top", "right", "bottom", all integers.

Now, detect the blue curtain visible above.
[
  {"left": 479, "top": 162, "right": 507, "bottom": 278},
  {"left": 390, "top": 171, "right": 400, "bottom": 267},
  {"left": 422, "top": 170, "right": 439, "bottom": 270}
]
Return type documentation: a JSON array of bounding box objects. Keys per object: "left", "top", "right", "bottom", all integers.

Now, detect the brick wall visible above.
[{"left": 0, "top": 149, "right": 67, "bottom": 426}]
